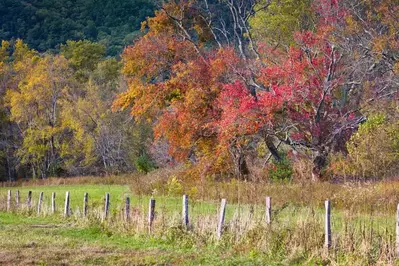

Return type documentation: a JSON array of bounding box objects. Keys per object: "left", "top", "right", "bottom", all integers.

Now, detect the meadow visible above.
[{"left": 1, "top": 175, "right": 399, "bottom": 265}]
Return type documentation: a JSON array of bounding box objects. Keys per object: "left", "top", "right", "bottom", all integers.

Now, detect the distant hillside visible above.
[{"left": 0, "top": 0, "right": 155, "bottom": 55}]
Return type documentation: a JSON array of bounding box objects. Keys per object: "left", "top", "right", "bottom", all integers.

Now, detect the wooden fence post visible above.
[
  {"left": 64, "top": 191, "right": 70, "bottom": 217},
  {"left": 148, "top": 197, "right": 156, "bottom": 233},
  {"left": 16, "top": 190, "right": 20, "bottom": 208},
  {"left": 217, "top": 199, "right": 227, "bottom": 239},
  {"left": 7, "top": 190, "right": 11, "bottom": 211},
  {"left": 37, "top": 192, "right": 43, "bottom": 215},
  {"left": 265, "top": 196, "right": 271, "bottom": 224},
  {"left": 83, "top": 193, "right": 88, "bottom": 217},
  {"left": 182, "top": 195, "right": 189, "bottom": 228},
  {"left": 396, "top": 203, "right": 399, "bottom": 258},
  {"left": 325, "top": 200, "right": 331, "bottom": 249},
  {"left": 27, "top": 191, "right": 32, "bottom": 209},
  {"left": 103, "top": 193, "right": 110, "bottom": 220},
  {"left": 125, "top": 197, "right": 130, "bottom": 221},
  {"left": 51, "top": 192, "right": 56, "bottom": 214}
]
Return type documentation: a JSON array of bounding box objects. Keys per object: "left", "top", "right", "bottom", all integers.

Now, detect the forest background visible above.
[{"left": 0, "top": 0, "right": 398, "bottom": 183}]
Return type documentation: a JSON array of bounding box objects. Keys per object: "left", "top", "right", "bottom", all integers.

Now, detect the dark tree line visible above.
[{"left": 0, "top": 0, "right": 155, "bottom": 55}]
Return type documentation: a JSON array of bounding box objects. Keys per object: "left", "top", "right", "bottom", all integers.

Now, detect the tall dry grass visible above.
[
  {"left": 3, "top": 167, "right": 399, "bottom": 215},
  {"left": 0, "top": 185, "right": 397, "bottom": 265}
]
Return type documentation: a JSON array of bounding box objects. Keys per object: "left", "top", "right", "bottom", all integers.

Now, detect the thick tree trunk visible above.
[
  {"left": 236, "top": 152, "right": 249, "bottom": 179},
  {"left": 312, "top": 150, "right": 328, "bottom": 181},
  {"left": 229, "top": 144, "right": 250, "bottom": 179}
]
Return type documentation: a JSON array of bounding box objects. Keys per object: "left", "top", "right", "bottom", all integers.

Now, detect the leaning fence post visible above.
[
  {"left": 148, "top": 197, "right": 156, "bottom": 234},
  {"left": 325, "top": 200, "right": 331, "bottom": 249},
  {"left": 182, "top": 195, "right": 189, "bottom": 228},
  {"left": 83, "top": 193, "right": 88, "bottom": 217},
  {"left": 265, "top": 196, "right": 271, "bottom": 224},
  {"left": 125, "top": 197, "right": 130, "bottom": 221},
  {"left": 396, "top": 203, "right": 399, "bottom": 258},
  {"left": 64, "top": 191, "right": 70, "bottom": 217},
  {"left": 37, "top": 192, "right": 43, "bottom": 215},
  {"left": 51, "top": 192, "right": 56, "bottom": 214},
  {"left": 7, "top": 190, "right": 11, "bottom": 211},
  {"left": 217, "top": 198, "right": 227, "bottom": 239},
  {"left": 16, "top": 190, "right": 20, "bottom": 208},
  {"left": 27, "top": 191, "right": 32, "bottom": 209}
]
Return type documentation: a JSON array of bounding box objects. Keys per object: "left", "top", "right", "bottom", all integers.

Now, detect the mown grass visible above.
[{"left": 0, "top": 212, "right": 281, "bottom": 265}]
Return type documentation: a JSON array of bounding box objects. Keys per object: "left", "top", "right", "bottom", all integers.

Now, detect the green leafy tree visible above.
[
  {"left": 0, "top": 0, "right": 155, "bottom": 55},
  {"left": 61, "top": 40, "right": 106, "bottom": 82},
  {"left": 334, "top": 103, "right": 399, "bottom": 179},
  {"left": 249, "top": 0, "right": 314, "bottom": 45}
]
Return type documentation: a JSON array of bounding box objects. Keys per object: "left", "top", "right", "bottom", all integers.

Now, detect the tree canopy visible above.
[
  {"left": 0, "top": 0, "right": 398, "bottom": 181},
  {"left": 0, "top": 0, "right": 155, "bottom": 55}
]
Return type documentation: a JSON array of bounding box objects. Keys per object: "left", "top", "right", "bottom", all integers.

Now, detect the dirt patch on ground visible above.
[
  {"left": 29, "top": 224, "right": 64, "bottom": 228},
  {"left": 0, "top": 246, "right": 172, "bottom": 265}
]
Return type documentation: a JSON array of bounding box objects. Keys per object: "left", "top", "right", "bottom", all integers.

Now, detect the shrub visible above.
[
  {"left": 332, "top": 111, "right": 399, "bottom": 179},
  {"left": 267, "top": 156, "right": 293, "bottom": 181},
  {"left": 135, "top": 154, "right": 156, "bottom": 174},
  {"left": 166, "top": 175, "right": 183, "bottom": 196}
]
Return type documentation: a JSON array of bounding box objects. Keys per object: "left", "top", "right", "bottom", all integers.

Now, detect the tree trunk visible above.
[
  {"left": 312, "top": 150, "right": 328, "bottom": 181},
  {"left": 236, "top": 152, "right": 249, "bottom": 179},
  {"left": 264, "top": 136, "right": 282, "bottom": 162},
  {"left": 229, "top": 145, "right": 249, "bottom": 179}
]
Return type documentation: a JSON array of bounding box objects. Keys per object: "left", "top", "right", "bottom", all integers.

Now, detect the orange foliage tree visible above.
[
  {"left": 115, "top": 0, "right": 398, "bottom": 180},
  {"left": 113, "top": 0, "right": 261, "bottom": 178}
]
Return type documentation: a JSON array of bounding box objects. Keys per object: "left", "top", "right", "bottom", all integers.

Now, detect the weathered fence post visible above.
[
  {"left": 64, "top": 191, "right": 70, "bottom": 217},
  {"left": 396, "top": 203, "right": 399, "bottom": 258},
  {"left": 148, "top": 197, "right": 156, "bottom": 233},
  {"left": 51, "top": 192, "right": 56, "bottom": 214},
  {"left": 27, "top": 191, "right": 32, "bottom": 209},
  {"left": 182, "top": 195, "right": 189, "bottom": 228},
  {"left": 103, "top": 193, "right": 110, "bottom": 220},
  {"left": 125, "top": 196, "right": 130, "bottom": 221},
  {"left": 16, "top": 190, "right": 20, "bottom": 208},
  {"left": 265, "top": 196, "right": 271, "bottom": 224},
  {"left": 325, "top": 200, "right": 331, "bottom": 249},
  {"left": 7, "top": 190, "right": 11, "bottom": 211},
  {"left": 37, "top": 192, "right": 43, "bottom": 215},
  {"left": 83, "top": 193, "right": 88, "bottom": 217},
  {"left": 217, "top": 198, "right": 227, "bottom": 239}
]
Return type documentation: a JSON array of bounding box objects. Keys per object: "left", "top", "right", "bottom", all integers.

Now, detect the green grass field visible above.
[
  {"left": 0, "top": 182, "right": 398, "bottom": 265},
  {"left": 0, "top": 184, "right": 264, "bottom": 220},
  {"left": 0, "top": 212, "right": 269, "bottom": 265},
  {"left": 0, "top": 184, "right": 279, "bottom": 265}
]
